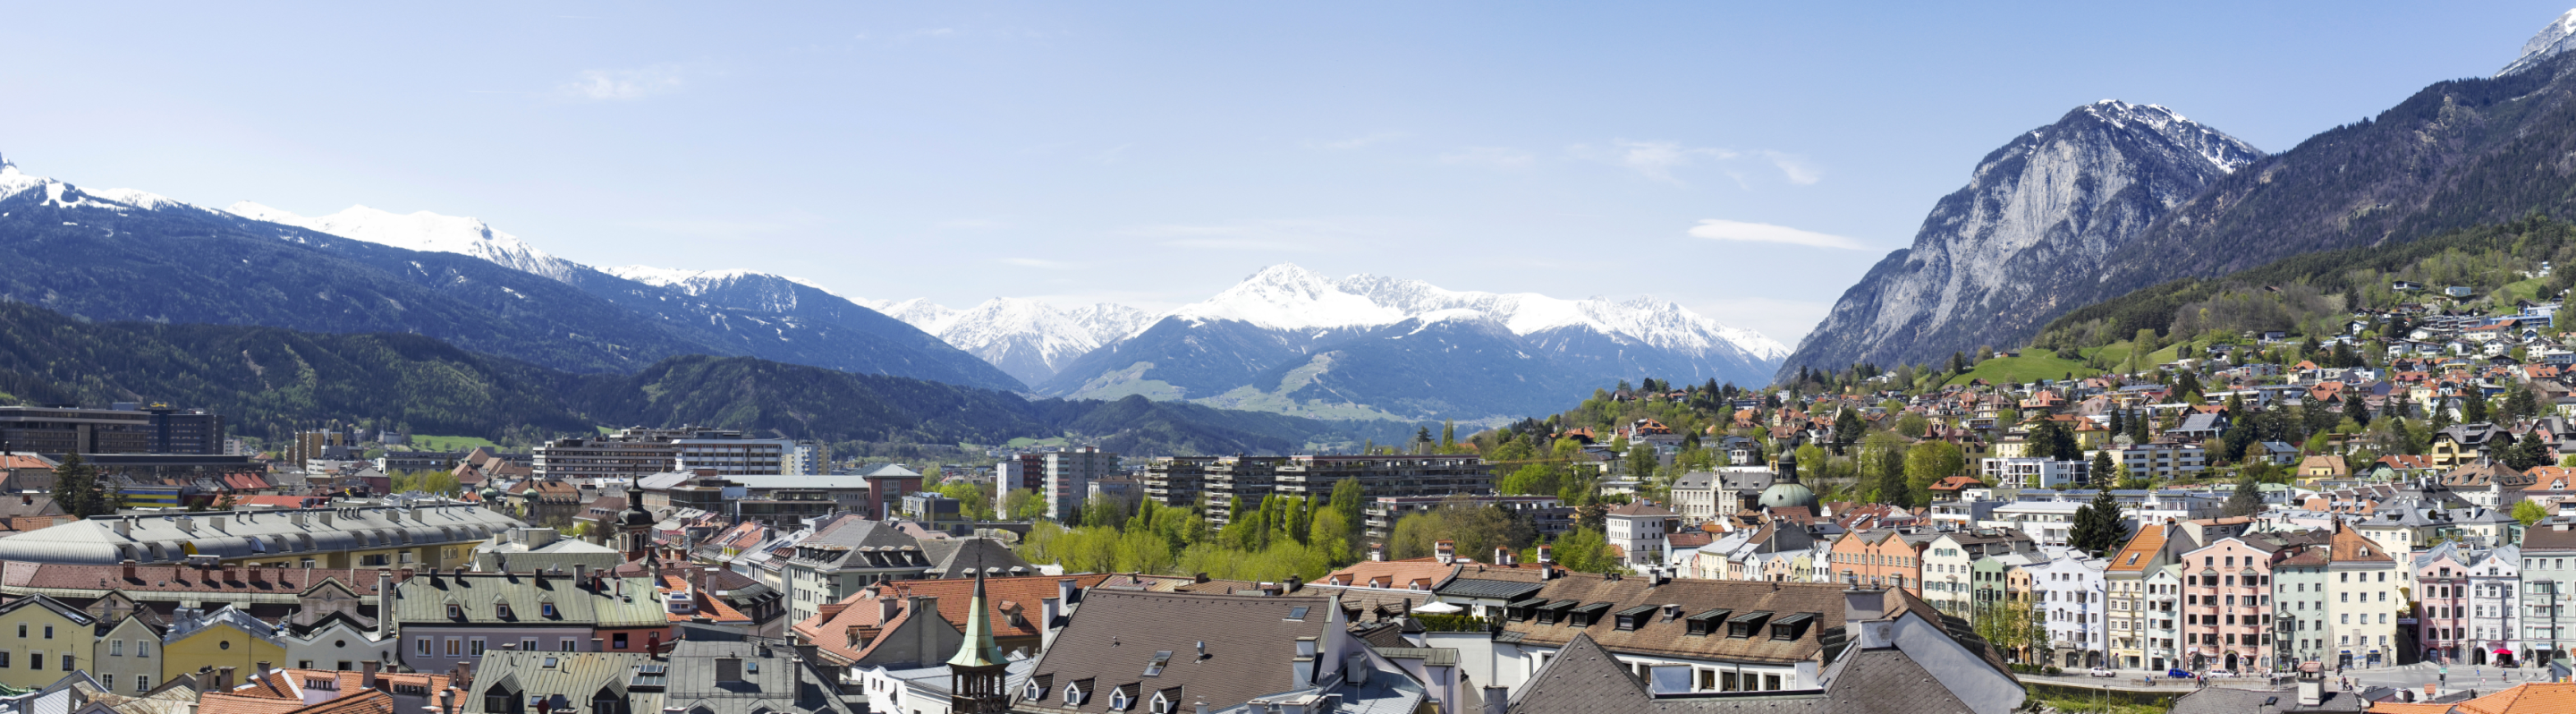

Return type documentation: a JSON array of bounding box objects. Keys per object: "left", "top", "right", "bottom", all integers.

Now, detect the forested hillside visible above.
[{"left": 0, "top": 302, "right": 1410, "bottom": 456}]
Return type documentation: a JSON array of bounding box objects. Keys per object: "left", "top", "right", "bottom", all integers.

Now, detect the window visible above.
[
  {"left": 416, "top": 639, "right": 431, "bottom": 656},
  {"left": 61, "top": 655, "right": 71, "bottom": 671},
  {"left": 110, "top": 640, "right": 122, "bottom": 656},
  {"left": 31, "top": 652, "right": 44, "bottom": 670},
  {"left": 560, "top": 639, "right": 576, "bottom": 652},
  {"left": 470, "top": 639, "right": 486, "bottom": 656},
  {"left": 496, "top": 603, "right": 513, "bottom": 619},
  {"left": 134, "top": 675, "right": 148, "bottom": 693},
  {"left": 41, "top": 625, "right": 50, "bottom": 639},
  {"left": 541, "top": 603, "right": 558, "bottom": 618},
  {"left": 614, "top": 633, "right": 630, "bottom": 649},
  {"left": 521, "top": 638, "right": 538, "bottom": 652},
  {"left": 445, "top": 638, "right": 461, "bottom": 657},
  {"left": 102, "top": 674, "right": 113, "bottom": 691},
  {"left": 445, "top": 604, "right": 462, "bottom": 619},
  {"left": 1028, "top": 684, "right": 1046, "bottom": 701},
  {"left": 136, "top": 641, "right": 148, "bottom": 658}
]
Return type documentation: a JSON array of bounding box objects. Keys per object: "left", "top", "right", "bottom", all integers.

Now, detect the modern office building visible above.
[
  {"left": 0, "top": 404, "right": 227, "bottom": 458},
  {"left": 1143, "top": 454, "right": 1492, "bottom": 525},
  {"left": 532, "top": 427, "right": 795, "bottom": 480},
  {"left": 1043, "top": 447, "right": 1119, "bottom": 522}
]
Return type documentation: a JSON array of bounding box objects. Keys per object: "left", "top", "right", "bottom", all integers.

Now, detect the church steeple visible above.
[{"left": 947, "top": 567, "right": 1009, "bottom": 713}]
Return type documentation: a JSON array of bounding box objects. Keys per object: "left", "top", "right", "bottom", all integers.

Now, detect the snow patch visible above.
[
  {"left": 2500, "top": 9, "right": 2576, "bottom": 77},
  {"left": 229, "top": 202, "right": 581, "bottom": 282}
]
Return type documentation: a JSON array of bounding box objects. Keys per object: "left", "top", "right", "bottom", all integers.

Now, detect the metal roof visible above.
[
  {"left": 0, "top": 505, "right": 518, "bottom": 565},
  {"left": 1436, "top": 577, "right": 1545, "bottom": 600}
]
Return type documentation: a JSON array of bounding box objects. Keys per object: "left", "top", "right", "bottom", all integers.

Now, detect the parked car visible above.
[
  {"left": 2165, "top": 668, "right": 2190, "bottom": 678},
  {"left": 2088, "top": 667, "right": 2116, "bottom": 677}
]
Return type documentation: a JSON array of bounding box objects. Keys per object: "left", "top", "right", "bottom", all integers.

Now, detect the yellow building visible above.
[
  {"left": 161, "top": 605, "right": 287, "bottom": 684},
  {"left": 0, "top": 595, "right": 98, "bottom": 690}
]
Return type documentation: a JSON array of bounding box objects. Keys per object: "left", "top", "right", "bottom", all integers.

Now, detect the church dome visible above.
[
  {"left": 1758, "top": 481, "right": 1818, "bottom": 510},
  {"left": 620, "top": 501, "right": 657, "bottom": 527}
]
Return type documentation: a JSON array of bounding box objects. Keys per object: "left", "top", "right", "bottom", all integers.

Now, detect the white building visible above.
[
  {"left": 2029, "top": 555, "right": 2109, "bottom": 668},
  {"left": 1979, "top": 458, "right": 2091, "bottom": 490},
  {"left": 1605, "top": 501, "right": 1677, "bottom": 570}
]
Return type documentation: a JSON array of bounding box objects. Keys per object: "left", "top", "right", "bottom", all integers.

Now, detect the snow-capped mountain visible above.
[
  {"left": 872, "top": 298, "right": 1159, "bottom": 387},
  {"left": 1035, "top": 263, "right": 1785, "bottom": 421},
  {"left": 1779, "top": 99, "right": 2259, "bottom": 380},
  {"left": 2501, "top": 8, "right": 2576, "bottom": 77},
  {"left": 225, "top": 203, "right": 583, "bottom": 282}
]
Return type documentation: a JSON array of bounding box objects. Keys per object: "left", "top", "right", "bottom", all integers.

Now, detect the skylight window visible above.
[
  {"left": 1286, "top": 607, "right": 1309, "bottom": 621},
  {"left": 1145, "top": 651, "right": 1173, "bottom": 676}
]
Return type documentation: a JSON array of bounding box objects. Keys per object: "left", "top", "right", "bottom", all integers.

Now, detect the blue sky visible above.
[{"left": 3, "top": 3, "right": 2569, "bottom": 344}]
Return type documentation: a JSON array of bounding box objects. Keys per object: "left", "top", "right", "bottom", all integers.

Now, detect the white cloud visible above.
[
  {"left": 1573, "top": 140, "right": 1735, "bottom": 183},
  {"left": 1763, "top": 151, "right": 1822, "bottom": 185},
  {"left": 559, "top": 65, "right": 687, "bottom": 101},
  {"left": 1438, "top": 146, "right": 1535, "bottom": 170},
  {"left": 1002, "top": 257, "right": 1080, "bottom": 269},
  {"left": 1307, "top": 132, "right": 1408, "bottom": 150},
  {"left": 1688, "top": 219, "right": 1865, "bottom": 250}
]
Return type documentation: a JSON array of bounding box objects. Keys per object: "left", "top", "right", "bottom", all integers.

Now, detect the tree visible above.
[
  {"left": 1861, "top": 432, "right": 1911, "bottom": 506},
  {"left": 2506, "top": 431, "right": 2553, "bottom": 472},
  {"left": 2066, "top": 488, "right": 2127, "bottom": 557},
  {"left": 1833, "top": 409, "right": 1866, "bottom": 456},
  {"left": 2463, "top": 392, "right": 2489, "bottom": 423},
  {"left": 1895, "top": 413, "right": 1931, "bottom": 438},
  {"left": 2514, "top": 499, "right": 2551, "bottom": 527},
  {"left": 1902, "top": 441, "right": 1967, "bottom": 508},
  {"left": 2089, "top": 451, "right": 2117, "bottom": 489},
  {"left": 50, "top": 454, "right": 108, "bottom": 518},
  {"left": 2343, "top": 393, "right": 2372, "bottom": 428},
  {"left": 1001, "top": 489, "right": 1044, "bottom": 521},
  {"left": 1550, "top": 527, "right": 1617, "bottom": 574},
  {"left": 2223, "top": 470, "right": 2265, "bottom": 518}
]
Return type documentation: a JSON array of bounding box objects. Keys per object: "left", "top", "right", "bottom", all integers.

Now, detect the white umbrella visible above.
[{"left": 1411, "top": 600, "right": 1464, "bottom": 614}]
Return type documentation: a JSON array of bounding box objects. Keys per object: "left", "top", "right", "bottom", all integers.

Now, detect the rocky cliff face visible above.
[{"left": 1778, "top": 100, "right": 2260, "bottom": 378}]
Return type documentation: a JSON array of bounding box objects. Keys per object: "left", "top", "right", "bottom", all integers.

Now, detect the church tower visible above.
[
  {"left": 947, "top": 568, "right": 1010, "bottom": 713},
  {"left": 616, "top": 477, "right": 658, "bottom": 563}
]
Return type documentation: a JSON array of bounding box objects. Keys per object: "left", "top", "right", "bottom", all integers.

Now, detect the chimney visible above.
[
  {"left": 114, "top": 518, "right": 130, "bottom": 537},
  {"left": 1368, "top": 543, "right": 1386, "bottom": 562},
  {"left": 591, "top": 637, "right": 606, "bottom": 652},
  {"left": 439, "top": 688, "right": 455, "bottom": 714},
  {"left": 2298, "top": 676, "right": 2325, "bottom": 707},
  {"left": 1059, "top": 578, "right": 1080, "bottom": 606},
  {"left": 1435, "top": 540, "right": 1456, "bottom": 565},
  {"left": 1346, "top": 652, "right": 1370, "bottom": 685},
  {"left": 1843, "top": 587, "right": 1887, "bottom": 641},
  {"left": 219, "top": 666, "right": 236, "bottom": 691},
  {"left": 1482, "top": 687, "right": 1510, "bottom": 714},
  {"left": 121, "top": 560, "right": 137, "bottom": 582},
  {"left": 362, "top": 661, "right": 379, "bottom": 691},
  {"left": 1040, "top": 597, "right": 1062, "bottom": 629},
  {"left": 319, "top": 512, "right": 333, "bottom": 527},
  {"left": 1537, "top": 545, "right": 1554, "bottom": 564}
]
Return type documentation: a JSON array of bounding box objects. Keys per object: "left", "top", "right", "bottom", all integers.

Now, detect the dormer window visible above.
[
  {"left": 1027, "top": 684, "right": 1046, "bottom": 701},
  {"left": 1109, "top": 690, "right": 1131, "bottom": 711},
  {"left": 497, "top": 602, "right": 513, "bottom": 619},
  {"left": 445, "top": 604, "right": 462, "bottom": 619},
  {"left": 541, "top": 602, "right": 558, "bottom": 618},
  {"left": 1150, "top": 692, "right": 1173, "bottom": 714},
  {"left": 1064, "top": 680, "right": 1089, "bottom": 706}
]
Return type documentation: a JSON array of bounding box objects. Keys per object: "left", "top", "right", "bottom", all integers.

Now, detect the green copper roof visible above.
[{"left": 945, "top": 570, "right": 1005, "bottom": 667}]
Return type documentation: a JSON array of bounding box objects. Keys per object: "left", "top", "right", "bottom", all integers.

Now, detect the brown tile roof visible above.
[
  {"left": 792, "top": 573, "right": 1116, "bottom": 659},
  {"left": 2106, "top": 522, "right": 2175, "bottom": 573},
  {"left": 285, "top": 690, "right": 396, "bottom": 714},
  {"left": 2428, "top": 683, "right": 2576, "bottom": 714},
  {"left": 1311, "top": 559, "right": 1461, "bottom": 590},
  {"left": 1497, "top": 574, "right": 1859, "bottom": 665},
  {"left": 1606, "top": 501, "right": 1677, "bottom": 517},
  {"left": 1017, "top": 590, "right": 1329, "bottom": 714},
  {"left": 2329, "top": 520, "right": 2394, "bottom": 563},
  {"left": 199, "top": 693, "right": 309, "bottom": 714}
]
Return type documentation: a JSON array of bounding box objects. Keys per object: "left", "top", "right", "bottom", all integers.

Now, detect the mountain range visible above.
[
  {"left": 1784, "top": 10, "right": 2576, "bottom": 379},
  {"left": 0, "top": 298, "right": 1392, "bottom": 455},
  {"left": 0, "top": 151, "right": 1784, "bottom": 423}
]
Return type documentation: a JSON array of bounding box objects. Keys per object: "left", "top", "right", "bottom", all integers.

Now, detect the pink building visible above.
[
  {"left": 2179, "top": 536, "right": 2284, "bottom": 672},
  {"left": 2413, "top": 544, "right": 2475, "bottom": 664}
]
